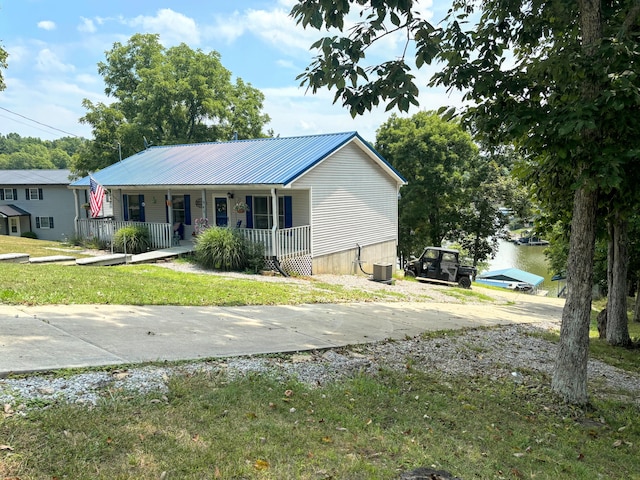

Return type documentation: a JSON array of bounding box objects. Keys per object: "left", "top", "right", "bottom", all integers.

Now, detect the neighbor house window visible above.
[
  {"left": 126, "top": 195, "right": 142, "bottom": 221},
  {"left": 36, "top": 216, "right": 54, "bottom": 229},
  {"left": 3, "top": 188, "right": 15, "bottom": 200},
  {"left": 28, "top": 188, "right": 40, "bottom": 200},
  {"left": 252, "top": 196, "right": 285, "bottom": 229}
]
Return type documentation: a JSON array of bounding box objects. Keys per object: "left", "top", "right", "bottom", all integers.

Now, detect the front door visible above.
[
  {"left": 9, "top": 217, "right": 20, "bottom": 236},
  {"left": 214, "top": 197, "right": 228, "bottom": 226}
]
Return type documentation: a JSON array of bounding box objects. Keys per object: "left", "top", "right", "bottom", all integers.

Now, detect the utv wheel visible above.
[
  {"left": 404, "top": 270, "right": 416, "bottom": 278},
  {"left": 458, "top": 276, "right": 472, "bottom": 289}
]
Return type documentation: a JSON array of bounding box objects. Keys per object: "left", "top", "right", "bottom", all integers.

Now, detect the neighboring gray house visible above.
[
  {"left": 0, "top": 169, "right": 80, "bottom": 241},
  {"left": 70, "top": 132, "right": 406, "bottom": 275}
]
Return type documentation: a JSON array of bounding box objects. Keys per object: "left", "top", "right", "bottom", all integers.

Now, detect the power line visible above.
[{"left": 0, "top": 105, "right": 81, "bottom": 138}]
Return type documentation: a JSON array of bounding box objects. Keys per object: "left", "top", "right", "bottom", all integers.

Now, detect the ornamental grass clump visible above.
[
  {"left": 113, "top": 225, "right": 151, "bottom": 254},
  {"left": 195, "top": 226, "right": 247, "bottom": 271}
]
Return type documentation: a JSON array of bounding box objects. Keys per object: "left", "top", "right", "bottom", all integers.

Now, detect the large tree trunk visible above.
[
  {"left": 607, "top": 212, "right": 631, "bottom": 346},
  {"left": 551, "top": 186, "right": 598, "bottom": 405},
  {"left": 635, "top": 280, "right": 640, "bottom": 322}
]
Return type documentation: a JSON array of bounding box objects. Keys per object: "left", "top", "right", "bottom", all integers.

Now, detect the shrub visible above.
[
  {"left": 195, "top": 227, "right": 248, "bottom": 271},
  {"left": 21, "top": 231, "right": 38, "bottom": 239},
  {"left": 244, "top": 241, "right": 266, "bottom": 273},
  {"left": 113, "top": 225, "right": 151, "bottom": 254}
]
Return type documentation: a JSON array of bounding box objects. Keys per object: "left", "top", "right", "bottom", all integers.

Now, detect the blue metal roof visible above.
[
  {"left": 477, "top": 268, "right": 544, "bottom": 287},
  {"left": 70, "top": 132, "right": 406, "bottom": 188},
  {"left": 0, "top": 169, "right": 72, "bottom": 185}
]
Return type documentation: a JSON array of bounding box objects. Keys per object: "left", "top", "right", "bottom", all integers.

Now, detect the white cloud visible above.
[
  {"left": 126, "top": 8, "right": 200, "bottom": 45},
  {"left": 35, "top": 49, "right": 76, "bottom": 73},
  {"left": 37, "top": 20, "right": 56, "bottom": 31},
  {"left": 78, "top": 17, "right": 97, "bottom": 34}
]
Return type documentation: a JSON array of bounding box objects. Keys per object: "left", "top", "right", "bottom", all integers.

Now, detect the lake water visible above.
[{"left": 485, "top": 239, "right": 559, "bottom": 294}]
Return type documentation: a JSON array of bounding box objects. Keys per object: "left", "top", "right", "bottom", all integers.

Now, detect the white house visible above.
[
  {"left": 0, "top": 169, "right": 84, "bottom": 241},
  {"left": 70, "top": 132, "right": 406, "bottom": 275}
]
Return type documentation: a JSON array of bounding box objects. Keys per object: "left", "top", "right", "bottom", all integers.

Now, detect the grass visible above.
[
  {"left": 0, "top": 237, "right": 458, "bottom": 306},
  {"left": 0, "top": 263, "right": 413, "bottom": 306},
  {"left": 2, "top": 367, "right": 638, "bottom": 479},
  {"left": 0, "top": 236, "right": 88, "bottom": 258}
]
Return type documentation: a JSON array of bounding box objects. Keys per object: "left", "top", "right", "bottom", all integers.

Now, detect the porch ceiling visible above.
[{"left": 0, "top": 204, "right": 30, "bottom": 218}]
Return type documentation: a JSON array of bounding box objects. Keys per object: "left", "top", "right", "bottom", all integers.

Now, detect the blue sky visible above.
[{"left": 0, "top": 0, "right": 462, "bottom": 143}]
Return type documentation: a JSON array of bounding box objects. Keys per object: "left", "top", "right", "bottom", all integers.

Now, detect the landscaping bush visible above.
[
  {"left": 113, "top": 225, "right": 151, "bottom": 254},
  {"left": 20, "top": 231, "right": 38, "bottom": 239},
  {"left": 245, "top": 240, "right": 266, "bottom": 273},
  {"left": 195, "top": 227, "right": 253, "bottom": 271}
]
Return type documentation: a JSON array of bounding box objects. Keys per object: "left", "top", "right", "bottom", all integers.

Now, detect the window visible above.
[
  {"left": 126, "top": 195, "right": 142, "bottom": 221},
  {"left": 28, "top": 188, "right": 40, "bottom": 200},
  {"left": 36, "top": 216, "right": 54, "bottom": 229},
  {"left": 172, "top": 196, "right": 185, "bottom": 224},
  {"left": 3, "top": 188, "right": 15, "bottom": 200},
  {"left": 253, "top": 196, "right": 285, "bottom": 229}
]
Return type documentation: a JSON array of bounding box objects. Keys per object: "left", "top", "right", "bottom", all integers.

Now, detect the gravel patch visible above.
[{"left": 2, "top": 323, "right": 638, "bottom": 414}]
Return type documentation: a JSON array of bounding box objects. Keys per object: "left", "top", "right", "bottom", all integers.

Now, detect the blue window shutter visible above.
[
  {"left": 185, "top": 194, "right": 191, "bottom": 225},
  {"left": 284, "top": 196, "right": 292, "bottom": 228},
  {"left": 123, "top": 195, "right": 129, "bottom": 221},
  {"left": 13, "top": 189, "right": 17, "bottom": 200},
  {"left": 49, "top": 217, "right": 54, "bottom": 228},
  {"left": 246, "top": 196, "right": 253, "bottom": 229},
  {"left": 36, "top": 217, "right": 40, "bottom": 228},
  {"left": 25, "top": 189, "right": 30, "bottom": 200},
  {"left": 139, "top": 195, "right": 145, "bottom": 222},
  {"left": 0, "top": 190, "right": 3, "bottom": 200},
  {"left": 38, "top": 188, "right": 43, "bottom": 200}
]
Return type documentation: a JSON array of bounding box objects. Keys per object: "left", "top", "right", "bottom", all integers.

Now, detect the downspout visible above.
[{"left": 73, "top": 189, "right": 79, "bottom": 235}]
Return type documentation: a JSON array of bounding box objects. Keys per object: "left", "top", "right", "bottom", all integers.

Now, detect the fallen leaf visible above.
[
  {"left": 192, "top": 434, "right": 200, "bottom": 442},
  {"left": 321, "top": 436, "right": 333, "bottom": 443},
  {"left": 3, "top": 404, "right": 12, "bottom": 413},
  {"left": 613, "top": 440, "right": 623, "bottom": 447},
  {"left": 0, "top": 444, "right": 14, "bottom": 451},
  {"left": 577, "top": 453, "right": 585, "bottom": 461},
  {"left": 284, "top": 389, "right": 293, "bottom": 397},
  {"left": 106, "top": 437, "right": 112, "bottom": 444},
  {"left": 513, "top": 452, "right": 524, "bottom": 458},
  {"left": 214, "top": 466, "right": 221, "bottom": 478},
  {"left": 254, "top": 459, "right": 269, "bottom": 470},
  {"left": 112, "top": 371, "right": 130, "bottom": 380}
]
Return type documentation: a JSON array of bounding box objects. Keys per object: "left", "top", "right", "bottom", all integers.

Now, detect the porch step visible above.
[
  {"left": 0, "top": 253, "right": 30, "bottom": 263},
  {"left": 29, "top": 255, "right": 76, "bottom": 264},
  {"left": 76, "top": 254, "right": 131, "bottom": 266}
]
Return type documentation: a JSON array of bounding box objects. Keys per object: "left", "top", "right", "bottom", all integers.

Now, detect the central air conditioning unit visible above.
[{"left": 373, "top": 262, "right": 392, "bottom": 282}]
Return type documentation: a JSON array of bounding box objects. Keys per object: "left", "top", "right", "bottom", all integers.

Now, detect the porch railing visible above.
[
  {"left": 237, "top": 225, "right": 311, "bottom": 259},
  {"left": 76, "top": 219, "right": 173, "bottom": 249},
  {"left": 76, "top": 219, "right": 310, "bottom": 259}
]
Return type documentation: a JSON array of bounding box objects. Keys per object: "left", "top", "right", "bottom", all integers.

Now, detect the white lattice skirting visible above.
[{"left": 265, "top": 255, "right": 312, "bottom": 276}]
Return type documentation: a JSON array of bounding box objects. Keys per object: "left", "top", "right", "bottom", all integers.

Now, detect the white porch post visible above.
[
  {"left": 271, "top": 188, "right": 279, "bottom": 258},
  {"left": 201, "top": 189, "right": 207, "bottom": 220},
  {"left": 167, "top": 190, "right": 173, "bottom": 225}
]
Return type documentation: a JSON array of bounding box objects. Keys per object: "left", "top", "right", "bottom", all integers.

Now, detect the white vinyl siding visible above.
[{"left": 291, "top": 142, "right": 399, "bottom": 258}]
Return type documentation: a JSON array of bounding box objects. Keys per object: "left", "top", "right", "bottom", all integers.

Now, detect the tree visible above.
[
  {"left": 375, "top": 112, "right": 477, "bottom": 255},
  {"left": 72, "top": 34, "right": 271, "bottom": 176},
  {"left": 0, "top": 44, "right": 7, "bottom": 91},
  {"left": 291, "top": 0, "right": 640, "bottom": 404}
]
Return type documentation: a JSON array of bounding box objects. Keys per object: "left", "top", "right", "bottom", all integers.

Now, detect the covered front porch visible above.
[{"left": 75, "top": 218, "right": 311, "bottom": 269}]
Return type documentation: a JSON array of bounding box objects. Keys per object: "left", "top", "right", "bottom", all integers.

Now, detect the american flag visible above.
[{"left": 89, "top": 177, "right": 105, "bottom": 218}]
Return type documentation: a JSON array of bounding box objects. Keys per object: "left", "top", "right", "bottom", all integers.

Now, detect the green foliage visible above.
[
  {"left": 0, "top": 44, "right": 6, "bottom": 91},
  {"left": 72, "top": 34, "right": 271, "bottom": 176},
  {"left": 20, "top": 231, "right": 38, "bottom": 239},
  {"left": 0, "top": 133, "right": 83, "bottom": 170},
  {"left": 244, "top": 241, "right": 266, "bottom": 273},
  {"left": 195, "top": 227, "right": 247, "bottom": 271},
  {"left": 113, "top": 225, "right": 151, "bottom": 254}
]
